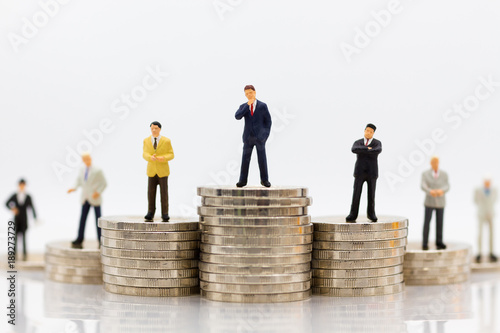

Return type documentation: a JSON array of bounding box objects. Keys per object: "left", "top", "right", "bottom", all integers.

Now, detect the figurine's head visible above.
[
  {"left": 18, "top": 179, "right": 26, "bottom": 192},
  {"left": 364, "top": 124, "right": 376, "bottom": 140},
  {"left": 244, "top": 85, "right": 256, "bottom": 102},
  {"left": 81, "top": 153, "right": 92, "bottom": 167},
  {"left": 484, "top": 177, "right": 492, "bottom": 189},
  {"left": 430, "top": 156, "right": 439, "bottom": 172},
  {"left": 150, "top": 121, "right": 162, "bottom": 137}
]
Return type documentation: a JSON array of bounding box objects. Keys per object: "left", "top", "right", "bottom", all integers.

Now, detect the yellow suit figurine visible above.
[{"left": 143, "top": 121, "right": 174, "bottom": 222}]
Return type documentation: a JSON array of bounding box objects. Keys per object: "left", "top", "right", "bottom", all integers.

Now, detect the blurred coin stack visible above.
[
  {"left": 404, "top": 242, "right": 471, "bottom": 285},
  {"left": 45, "top": 240, "right": 102, "bottom": 284},
  {"left": 198, "top": 186, "right": 313, "bottom": 303},
  {"left": 312, "top": 216, "right": 408, "bottom": 297},
  {"left": 98, "top": 216, "right": 200, "bottom": 296}
]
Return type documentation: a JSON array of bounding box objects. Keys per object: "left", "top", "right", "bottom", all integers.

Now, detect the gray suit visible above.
[
  {"left": 474, "top": 187, "right": 497, "bottom": 253},
  {"left": 421, "top": 169, "right": 450, "bottom": 247}
]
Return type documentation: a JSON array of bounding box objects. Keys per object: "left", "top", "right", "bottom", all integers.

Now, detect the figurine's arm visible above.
[
  {"left": 235, "top": 104, "right": 248, "bottom": 120},
  {"left": 421, "top": 174, "right": 432, "bottom": 195},
  {"left": 73, "top": 173, "right": 82, "bottom": 190},
  {"left": 27, "top": 195, "right": 37, "bottom": 219},
  {"left": 95, "top": 170, "right": 107, "bottom": 194},
  {"left": 156, "top": 140, "right": 174, "bottom": 163},
  {"left": 474, "top": 189, "right": 480, "bottom": 205},
  {"left": 5, "top": 194, "right": 15, "bottom": 210},
  {"left": 441, "top": 173, "right": 450, "bottom": 193},
  {"left": 351, "top": 140, "right": 368, "bottom": 154},
  {"left": 143, "top": 140, "right": 153, "bottom": 161},
  {"left": 263, "top": 105, "right": 272, "bottom": 132},
  {"left": 368, "top": 141, "right": 382, "bottom": 154}
]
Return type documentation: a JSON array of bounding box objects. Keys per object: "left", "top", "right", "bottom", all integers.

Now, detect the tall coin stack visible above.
[
  {"left": 98, "top": 216, "right": 200, "bottom": 296},
  {"left": 312, "top": 216, "right": 408, "bottom": 297},
  {"left": 197, "top": 186, "right": 313, "bottom": 303},
  {"left": 45, "top": 240, "right": 102, "bottom": 284},
  {"left": 404, "top": 242, "right": 471, "bottom": 285}
]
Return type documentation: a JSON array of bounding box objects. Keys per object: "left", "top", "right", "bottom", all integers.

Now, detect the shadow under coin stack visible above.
[
  {"left": 197, "top": 186, "right": 313, "bottom": 303},
  {"left": 45, "top": 240, "right": 102, "bottom": 284},
  {"left": 312, "top": 216, "right": 408, "bottom": 297},
  {"left": 404, "top": 242, "right": 471, "bottom": 285},
  {"left": 98, "top": 216, "right": 200, "bottom": 296}
]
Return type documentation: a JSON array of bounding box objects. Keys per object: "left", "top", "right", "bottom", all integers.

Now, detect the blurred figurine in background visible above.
[
  {"left": 474, "top": 177, "right": 498, "bottom": 263},
  {"left": 346, "top": 123, "right": 382, "bottom": 223},
  {"left": 235, "top": 85, "right": 272, "bottom": 188},
  {"left": 143, "top": 121, "right": 174, "bottom": 222},
  {"left": 5, "top": 179, "right": 37, "bottom": 260},
  {"left": 421, "top": 156, "right": 449, "bottom": 250},
  {"left": 68, "top": 153, "right": 107, "bottom": 248}
]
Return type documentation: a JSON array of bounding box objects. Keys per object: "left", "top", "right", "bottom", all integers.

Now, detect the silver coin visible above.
[
  {"left": 101, "top": 229, "right": 200, "bottom": 241},
  {"left": 45, "top": 264, "right": 102, "bottom": 277},
  {"left": 313, "top": 282, "right": 404, "bottom": 297},
  {"left": 201, "top": 196, "right": 312, "bottom": 207},
  {"left": 201, "top": 253, "right": 312, "bottom": 265},
  {"left": 202, "top": 234, "right": 313, "bottom": 246},
  {"left": 201, "top": 244, "right": 312, "bottom": 256},
  {"left": 314, "top": 238, "right": 407, "bottom": 251},
  {"left": 200, "top": 271, "right": 311, "bottom": 284},
  {"left": 197, "top": 186, "right": 308, "bottom": 198},
  {"left": 100, "top": 256, "right": 198, "bottom": 270},
  {"left": 404, "top": 273, "right": 470, "bottom": 285},
  {"left": 200, "top": 281, "right": 311, "bottom": 294},
  {"left": 101, "top": 247, "right": 198, "bottom": 260},
  {"left": 313, "top": 216, "right": 408, "bottom": 232},
  {"left": 201, "top": 224, "right": 313, "bottom": 236},
  {"left": 45, "top": 255, "right": 101, "bottom": 267},
  {"left": 45, "top": 241, "right": 101, "bottom": 259},
  {"left": 46, "top": 272, "right": 102, "bottom": 284},
  {"left": 313, "top": 247, "right": 406, "bottom": 260},
  {"left": 312, "top": 273, "right": 404, "bottom": 288},
  {"left": 100, "top": 238, "right": 199, "bottom": 251},
  {"left": 314, "top": 229, "right": 408, "bottom": 242},
  {"left": 404, "top": 242, "right": 471, "bottom": 260},
  {"left": 201, "top": 290, "right": 311, "bottom": 303},
  {"left": 403, "top": 257, "right": 470, "bottom": 268},
  {"left": 102, "top": 266, "right": 198, "bottom": 279},
  {"left": 98, "top": 216, "right": 199, "bottom": 231},
  {"left": 313, "top": 265, "right": 403, "bottom": 279},
  {"left": 313, "top": 256, "right": 404, "bottom": 270},
  {"left": 200, "top": 216, "right": 311, "bottom": 226},
  {"left": 199, "top": 262, "right": 310, "bottom": 275},
  {"left": 403, "top": 265, "right": 470, "bottom": 276},
  {"left": 104, "top": 283, "right": 199, "bottom": 297},
  {"left": 103, "top": 274, "right": 199, "bottom": 288},
  {"left": 198, "top": 206, "right": 308, "bottom": 217}
]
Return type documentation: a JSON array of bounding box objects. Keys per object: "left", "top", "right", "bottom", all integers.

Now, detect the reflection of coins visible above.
[
  {"left": 201, "top": 290, "right": 311, "bottom": 303},
  {"left": 201, "top": 196, "right": 312, "bottom": 207},
  {"left": 202, "top": 234, "right": 312, "bottom": 246},
  {"left": 200, "top": 244, "right": 312, "bottom": 256},
  {"left": 314, "top": 229, "right": 407, "bottom": 241},
  {"left": 103, "top": 274, "right": 199, "bottom": 288},
  {"left": 198, "top": 206, "right": 308, "bottom": 217},
  {"left": 101, "top": 229, "right": 200, "bottom": 241},
  {"left": 313, "top": 265, "right": 403, "bottom": 279},
  {"left": 313, "top": 216, "right": 408, "bottom": 232},
  {"left": 201, "top": 253, "right": 312, "bottom": 265},
  {"left": 199, "top": 262, "right": 310, "bottom": 275},
  {"left": 313, "top": 247, "right": 405, "bottom": 260},
  {"left": 200, "top": 216, "right": 311, "bottom": 226},
  {"left": 200, "top": 281, "right": 311, "bottom": 294},
  {"left": 100, "top": 256, "right": 198, "bottom": 270},
  {"left": 314, "top": 238, "right": 407, "bottom": 250},
  {"left": 201, "top": 224, "right": 313, "bottom": 236},
  {"left": 104, "top": 283, "right": 199, "bottom": 297},
  {"left": 312, "top": 257, "right": 404, "bottom": 270},
  {"left": 101, "top": 247, "right": 198, "bottom": 260},
  {"left": 98, "top": 216, "right": 199, "bottom": 231},
  {"left": 313, "top": 273, "right": 404, "bottom": 288},
  {"left": 313, "top": 282, "right": 404, "bottom": 297},
  {"left": 103, "top": 266, "right": 198, "bottom": 279},
  {"left": 200, "top": 272, "right": 312, "bottom": 284},
  {"left": 197, "top": 186, "right": 308, "bottom": 198}
]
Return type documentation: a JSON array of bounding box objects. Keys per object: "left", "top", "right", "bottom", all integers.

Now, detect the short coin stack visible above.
[
  {"left": 312, "top": 216, "right": 408, "bottom": 297},
  {"left": 45, "top": 240, "right": 102, "bottom": 284},
  {"left": 404, "top": 242, "right": 471, "bottom": 285},
  {"left": 198, "top": 186, "right": 313, "bottom": 303},
  {"left": 98, "top": 216, "right": 200, "bottom": 296}
]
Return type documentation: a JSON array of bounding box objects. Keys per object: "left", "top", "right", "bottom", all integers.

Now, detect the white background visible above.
[{"left": 1, "top": 0, "right": 499, "bottom": 254}]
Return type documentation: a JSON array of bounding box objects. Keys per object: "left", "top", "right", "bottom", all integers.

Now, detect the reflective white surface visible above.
[{"left": 3, "top": 271, "right": 499, "bottom": 333}]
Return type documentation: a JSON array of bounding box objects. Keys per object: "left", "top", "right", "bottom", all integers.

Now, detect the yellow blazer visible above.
[{"left": 143, "top": 136, "right": 174, "bottom": 178}]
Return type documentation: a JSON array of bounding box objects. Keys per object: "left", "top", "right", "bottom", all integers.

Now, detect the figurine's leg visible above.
[
  {"left": 487, "top": 217, "right": 494, "bottom": 255},
  {"left": 478, "top": 217, "right": 484, "bottom": 256},
  {"left": 238, "top": 142, "right": 254, "bottom": 183},
  {"left": 94, "top": 205, "right": 102, "bottom": 242},
  {"left": 147, "top": 176, "right": 159, "bottom": 216},
  {"left": 158, "top": 176, "right": 169, "bottom": 220},
  {"left": 76, "top": 201, "right": 91, "bottom": 242},
  {"left": 436, "top": 208, "right": 444, "bottom": 246},
  {"left": 366, "top": 178, "right": 377, "bottom": 219},
  {"left": 256, "top": 141, "right": 269, "bottom": 183},
  {"left": 422, "top": 206, "right": 433, "bottom": 248},
  {"left": 22, "top": 231, "right": 26, "bottom": 258},
  {"left": 347, "top": 177, "right": 364, "bottom": 220}
]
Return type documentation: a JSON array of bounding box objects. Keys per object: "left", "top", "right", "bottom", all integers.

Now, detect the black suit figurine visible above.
[
  {"left": 235, "top": 85, "right": 272, "bottom": 187},
  {"left": 5, "top": 179, "right": 36, "bottom": 260},
  {"left": 346, "top": 124, "right": 382, "bottom": 222}
]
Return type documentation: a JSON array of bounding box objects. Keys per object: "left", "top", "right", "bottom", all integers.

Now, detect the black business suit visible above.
[
  {"left": 348, "top": 138, "right": 382, "bottom": 220},
  {"left": 235, "top": 100, "right": 272, "bottom": 183},
  {"left": 6, "top": 193, "right": 36, "bottom": 257}
]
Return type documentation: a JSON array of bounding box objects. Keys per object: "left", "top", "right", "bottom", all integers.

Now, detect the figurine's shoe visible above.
[
  {"left": 436, "top": 243, "right": 447, "bottom": 250},
  {"left": 261, "top": 181, "right": 271, "bottom": 188},
  {"left": 368, "top": 215, "right": 378, "bottom": 222},
  {"left": 71, "top": 240, "right": 83, "bottom": 249},
  {"left": 345, "top": 215, "right": 357, "bottom": 223},
  {"left": 144, "top": 214, "right": 154, "bottom": 222},
  {"left": 162, "top": 215, "right": 170, "bottom": 222},
  {"left": 475, "top": 255, "right": 482, "bottom": 263},
  {"left": 236, "top": 182, "right": 247, "bottom": 188},
  {"left": 490, "top": 254, "right": 498, "bottom": 262},
  {"left": 422, "top": 245, "right": 429, "bottom": 251}
]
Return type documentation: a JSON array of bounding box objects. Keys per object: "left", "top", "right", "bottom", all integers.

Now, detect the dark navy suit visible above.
[{"left": 235, "top": 100, "right": 272, "bottom": 183}]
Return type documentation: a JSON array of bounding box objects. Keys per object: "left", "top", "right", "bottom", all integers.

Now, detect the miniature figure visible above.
[
  {"left": 235, "top": 85, "right": 272, "bottom": 188},
  {"left": 474, "top": 177, "right": 498, "bottom": 262},
  {"left": 421, "top": 156, "right": 449, "bottom": 250},
  {"left": 6, "top": 179, "right": 37, "bottom": 260},
  {"left": 68, "top": 153, "right": 107, "bottom": 248},
  {"left": 346, "top": 124, "right": 382, "bottom": 222},
  {"left": 143, "top": 121, "right": 174, "bottom": 222}
]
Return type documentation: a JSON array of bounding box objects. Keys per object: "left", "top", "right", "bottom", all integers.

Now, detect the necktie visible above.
[
  {"left": 84, "top": 168, "right": 89, "bottom": 181},
  {"left": 154, "top": 138, "right": 157, "bottom": 150},
  {"left": 251, "top": 104, "right": 254, "bottom": 116},
  {"left": 365, "top": 139, "right": 369, "bottom": 146}
]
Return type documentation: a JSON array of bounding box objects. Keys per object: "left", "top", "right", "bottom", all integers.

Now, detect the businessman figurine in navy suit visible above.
[
  {"left": 235, "top": 85, "right": 272, "bottom": 187},
  {"left": 346, "top": 123, "right": 382, "bottom": 222}
]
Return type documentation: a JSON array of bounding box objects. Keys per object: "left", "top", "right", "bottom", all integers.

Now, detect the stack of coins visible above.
[
  {"left": 197, "top": 186, "right": 313, "bottom": 303},
  {"left": 404, "top": 242, "right": 471, "bottom": 285},
  {"left": 98, "top": 216, "right": 200, "bottom": 296},
  {"left": 312, "top": 216, "right": 408, "bottom": 297},
  {"left": 45, "top": 240, "right": 102, "bottom": 284}
]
